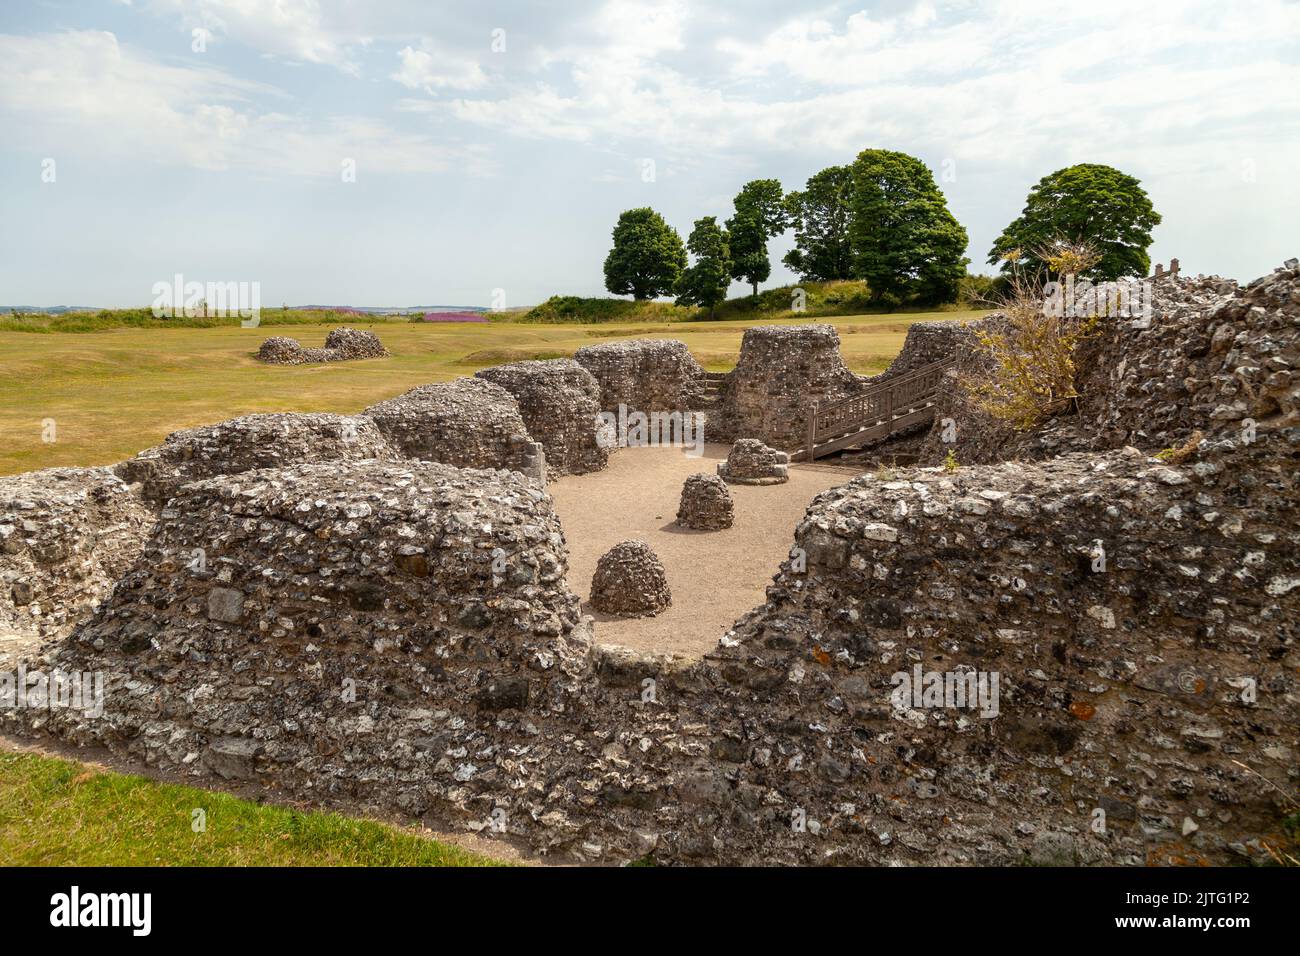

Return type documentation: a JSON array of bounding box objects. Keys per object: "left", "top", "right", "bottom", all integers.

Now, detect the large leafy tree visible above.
[
  {"left": 733, "top": 178, "right": 789, "bottom": 236},
  {"left": 988, "top": 164, "right": 1161, "bottom": 280},
  {"left": 675, "top": 216, "right": 732, "bottom": 318},
  {"left": 848, "top": 149, "right": 969, "bottom": 307},
  {"left": 726, "top": 211, "right": 770, "bottom": 297},
  {"left": 726, "top": 179, "right": 787, "bottom": 296},
  {"left": 603, "top": 207, "right": 687, "bottom": 299},
  {"left": 783, "top": 165, "right": 855, "bottom": 281}
]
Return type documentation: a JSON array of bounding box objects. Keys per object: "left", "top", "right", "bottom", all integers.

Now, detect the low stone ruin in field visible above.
[
  {"left": 1, "top": 260, "right": 1297, "bottom": 866},
  {"left": 256, "top": 326, "right": 389, "bottom": 364}
]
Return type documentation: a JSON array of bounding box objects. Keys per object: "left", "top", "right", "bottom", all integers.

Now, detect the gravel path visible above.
[{"left": 550, "top": 443, "right": 858, "bottom": 658}]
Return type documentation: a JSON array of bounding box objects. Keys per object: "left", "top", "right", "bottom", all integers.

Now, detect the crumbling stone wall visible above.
[
  {"left": 863, "top": 321, "right": 975, "bottom": 384},
  {"left": 8, "top": 460, "right": 591, "bottom": 788},
  {"left": 711, "top": 321, "right": 974, "bottom": 450},
  {"left": 713, "top": 324, "right": 866, "bottom": 448},
  {"left": 256, "top": 327, "right": 389, "bottom": 365},
  {"left": 4, "top": 430, "right": 1294, "bottom": 864},
  {"left": 573, "top": 340, "right": 705, "bottom": 413},
  {"left": 0, "top": 467, "right": 154, "bottom": 647},
  {"left": 363, "top": 377, "right": 543, "bottom": 478},
  {"left": 116, "top": 413, "right": 395, "bottom": 504},
  {"left": 920, "top": 260, "right": 1300, "bottom": 466},
  {"left": 475, "top": 359, "right": 608, "bottom": 477}
]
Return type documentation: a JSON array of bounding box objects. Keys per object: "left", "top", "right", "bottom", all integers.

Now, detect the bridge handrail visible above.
[{"left": 803, "top": 358, "right": 954, "bottom": 454}]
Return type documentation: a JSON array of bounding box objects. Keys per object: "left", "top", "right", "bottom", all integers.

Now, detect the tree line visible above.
[{"left": 602, "top": 151, "right": 1161, "bottom": 316}]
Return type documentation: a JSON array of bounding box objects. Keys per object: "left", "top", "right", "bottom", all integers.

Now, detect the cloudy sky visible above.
[{"left": 1, "top": 0, "right": 1297, "bottom": 307}]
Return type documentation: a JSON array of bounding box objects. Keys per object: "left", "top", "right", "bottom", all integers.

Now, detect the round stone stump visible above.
[
  {"left": 675, "top": 473, "right": 734, "bottom": 530},
  {"left": 590, "top": 540, "right": 672, "bottom": 617}
]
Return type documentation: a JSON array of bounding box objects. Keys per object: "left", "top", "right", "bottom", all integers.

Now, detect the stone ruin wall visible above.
[
  {"left": 573, "top": 339, "right": 707, "bottom": 415},
  {"left": 5, "top": 436, "right": 1293, "bottom": 865},
  {"left": 2, "top": 267, "right": 1297, "bottom": 865},
  {"left": 710, "top": 321, "right": 972, "bottom": 450},
  {"left": 918, "top": 262, "right": 1300, "bottom": 467},
  {"left": 862, "top": 321, "right": 975, "bottom": 383},
  {"left": 0, "top": 467, "right": 155, "bottom": 647},
  {"left": 712, "top": 324, "right": 867, "bottom": 448},
  {"left": 115, "top": 413, "right": 397, "bottom": 504},
  {"left": 475, "top": 359, "right": 609, "bottom": 477},
  {"left": 362, "top": 378, "right": 544, "bottom": 478}
]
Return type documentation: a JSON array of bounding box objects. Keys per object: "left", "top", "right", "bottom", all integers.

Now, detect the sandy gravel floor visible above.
[{"left": 549, "top": 443, "right": 860, "bottom": 658}]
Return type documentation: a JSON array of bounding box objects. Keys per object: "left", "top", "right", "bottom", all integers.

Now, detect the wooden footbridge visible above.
[{"left": 791, "top": 358, "right": 953, "bottom": 462}]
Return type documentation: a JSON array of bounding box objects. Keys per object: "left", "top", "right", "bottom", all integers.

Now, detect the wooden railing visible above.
[{"left": 803, "top": 358, "right": 953, "bottom": 457}]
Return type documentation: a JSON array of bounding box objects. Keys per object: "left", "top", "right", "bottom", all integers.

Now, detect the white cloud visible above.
[
  {"left": 0, "top": 30, "right": 490, "bottom": 176},
  {"left": 440, "top": 0, "right": 1300, "bottom": 178},
  {"left": 142, "top": 0, "right": 361, "bottom": 72},
  {"left": 390, "top": 41, "right": 488, "bottom": 93}
]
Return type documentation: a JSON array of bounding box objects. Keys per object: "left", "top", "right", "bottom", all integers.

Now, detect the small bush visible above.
[{"left": 961, "top": 242, "right": 1104, "bottom": 431}]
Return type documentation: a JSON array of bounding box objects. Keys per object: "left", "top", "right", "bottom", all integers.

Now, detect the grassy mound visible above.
[{"left": 521, "top": 296, "right": 694, "bottom": 324}]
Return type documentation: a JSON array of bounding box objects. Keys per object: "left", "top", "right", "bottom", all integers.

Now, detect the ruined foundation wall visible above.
[
  {"left": 7, "top": 436, "right": 1294, "bottom": 865},
  {"left": 475, "top": 359, "right": 609, "bottom": 477},
  {"left": 116, "top": 413, "right": 396, "bottom": 504},
  {"left": 3, "top": 461, "right": 593, "bottom": 813},
  {"left": 256, "top": 327, "right": 389, "bottom": 365},
  {"left": 573, "top": 340, "right": 706, "bottom": 414},
  {"left": 919, "top": 262, "right": 1300, "bottom": 466},
  {"left": 0, "top": 467, "right": 155, "bottom": 648},
  {"left": 3, "top": 270, "right": 1297, "bottom": 867},
  {"left": 863, "top": 321, "right": 976, "bottom": 384},
  {"left": 713, "top": 324, "right": 867, "bottom": 448},
  {"left": 363, "top": 377, "right": 543, "bottom": 477},
  {"left": 675, "top": 436, "right": 1298, "bottom": 865}
]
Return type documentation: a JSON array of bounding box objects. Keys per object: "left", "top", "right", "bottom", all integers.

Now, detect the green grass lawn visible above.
[
  {"left": 0, "top": 751, "right": 501, "bottom": 866},
  {"left": 0, "top": 309, "right": 984, "bottom": 475}
]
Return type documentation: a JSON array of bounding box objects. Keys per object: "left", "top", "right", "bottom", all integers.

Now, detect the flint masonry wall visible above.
[
  {"left": 363, "top": 378, "right": 543, "bottom": 476},
  {"left": 863, "top": 321, "right": 975, "bottom": 383},
  {"left": 714, "top": 324, "right": 867, "bottom": 448},
  {"left": 256, "top": 327, "right": 389, "bottom": 365},
  {"left": 0, "top": 467, "right": 155, "bottom": 649},
  {"left": 8, "top": 461, "right": 593, "bottom": 801},
  {"left": 920, "top": 261, "right": 1300, "bottom": 466},
  {"left": 6, "top": 437, "right": 1293, "bottom": 864},
  {"left": 475, "top": 359, "right": 608, "bottom": 477},
  {"left": 116, "top": 413, "right": 396, "bottom": 504},
  {"left": 573, "top": 339, "right": 706, "bottom": 414}
]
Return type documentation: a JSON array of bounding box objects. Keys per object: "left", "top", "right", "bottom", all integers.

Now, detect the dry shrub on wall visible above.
[{"left": 962, "top": 241, "right": 1104, "bottom": 431}]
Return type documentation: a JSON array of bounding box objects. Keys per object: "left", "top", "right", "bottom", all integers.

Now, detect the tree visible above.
[
  {"left": 674, "top": 216, "right": 732, "bottom": 318},
  {"left": 726, "top": 211, "right": 769, "bottom": 297},
  {"left": 733, "top": 179, "right": 789, "bottom": 237},
  {"left": 783, "top": 165, "right": 855, "bottom": 281},
  {"left": 725, "top": 179, "right": 788, "bottom": 297},
  {"left": 848, "top": 149, "right": 969, "bottom": 307},
  {"left": 603, "top": 207, "right": 687, "bottom": 300},
  {"left": 988, "top": 164, "right": 1161, "bottom": 280}
]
